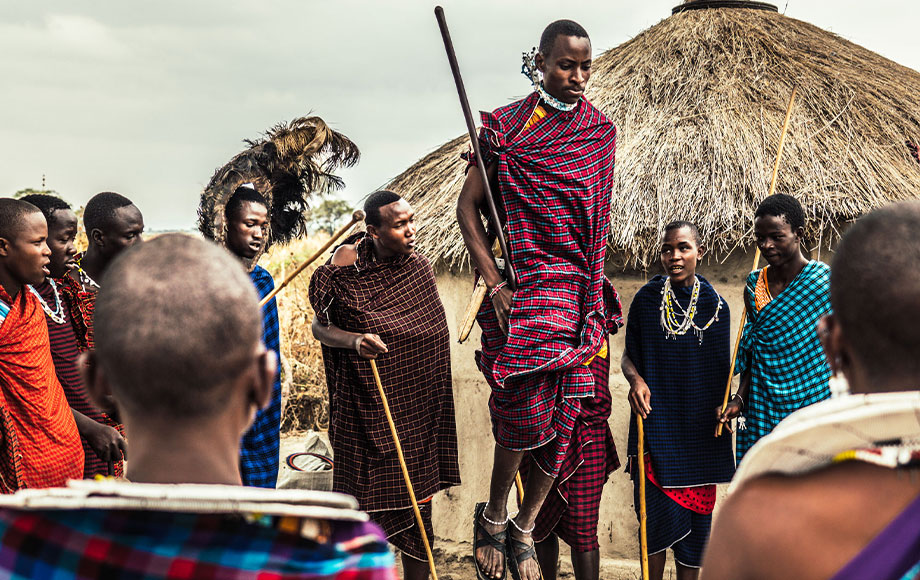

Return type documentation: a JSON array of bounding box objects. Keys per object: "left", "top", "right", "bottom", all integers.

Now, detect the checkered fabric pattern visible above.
[
  {"left": 370, "top": 501, "right": 433, "bottom": 562},
  {"left": 240, "top": 265, "right": 282, "bottom": 488},
  {"left": 309, "top": 234, "right": 460, "bottom": 549},
  {"left": 522, "top": 350, "right": 620, "bottom": 553},
  {"left": 37, "top": 280, "right": 124, "bottom": 478},
  {"left": 471, "top": 92, "right": 617, "bottom": 477},
  {"left": 735, "top": 261, "right": 832, "bottom": 460},
  {"left": 0, "top": 287, "right": 83, "bottom": 491},
  {"left": 0, "top": 507, "right": 396, "bottom": 579},
  {"left": 624, "top": 276, "right": 735, "bottom": 487},
  {"left": 57, "top": 260, "right": 95, "bottom": 351}
]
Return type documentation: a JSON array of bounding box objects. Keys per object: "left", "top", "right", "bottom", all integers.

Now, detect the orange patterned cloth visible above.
[
  {"left": 754, "top": 267, "right": 773, "bottom": 312},
  {"left": 0, "top": 287, "right": 83, "bottom": 492}
]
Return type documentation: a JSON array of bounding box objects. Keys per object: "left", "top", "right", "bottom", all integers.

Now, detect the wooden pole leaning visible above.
[
  {"left": 637, "top": 414, "right": 650, "bottom": 580},
  {"left": 258, "top": 210, "right": 365, "bottom": 308},
  {"left": 715, "top": 86, "right": 797, "bottom": 437},
  {"left": 369, "top": 359, "right": 439, "bottom": 580}
]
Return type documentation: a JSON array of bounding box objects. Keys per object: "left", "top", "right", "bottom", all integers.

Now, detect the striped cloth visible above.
[
  {"left": 735, "top": 261, "right": 832, "bottom": 460},
  {"left": 472, "top": 91, "right": 617, "bottom": 477},
  {"left": 35, "top": 280, "right": 124, "bottom": 478},
  {"left": 57, "top": 265, "right": 95, "bottom": 352},
  {"left": 309, "top": 234, "right": 460, "bottom": 561},
  {"left": 0, "top": 507, "right": 396, "bottom": 579},
  {"left": 0, "top": 287, "right": 83, "bottom": 491},
  {"left": 240, "top": 265, "right": 282, "bottom": 489}
]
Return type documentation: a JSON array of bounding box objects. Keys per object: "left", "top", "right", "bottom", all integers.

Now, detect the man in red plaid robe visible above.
[{"left": 457, "top": 20, "right": 618, "bottom": 580}]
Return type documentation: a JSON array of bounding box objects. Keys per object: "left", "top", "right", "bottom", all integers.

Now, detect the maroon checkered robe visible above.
[
  {"left": 57, "top": 263, "right": 94, "bottom": 351},
  {"left": 309, "top": 234, "right": 460, "bottom": 560},
  {"left": 472, "top": 92, "right": 617, "bottom": 476}
]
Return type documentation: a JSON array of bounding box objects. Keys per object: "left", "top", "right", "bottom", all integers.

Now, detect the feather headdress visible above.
[{"left": 198, "top": 116, "right": 360, "bottom": 269}]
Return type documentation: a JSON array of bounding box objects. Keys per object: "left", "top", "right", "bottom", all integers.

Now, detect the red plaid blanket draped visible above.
[
  {"left": 0, "top": 288, "right": 83, "bottom": 491},
  {"left": 472, "top": 92, "right": 617, "bottom": 476},
  {"left": 309, "top": 234, "right": 460, "bottom": 554}
]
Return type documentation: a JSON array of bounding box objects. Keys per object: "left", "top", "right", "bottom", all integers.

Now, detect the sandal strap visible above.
[
  {"left": 508, "top": 536, "right": 537, "bottom": 566},
  {"left": 475, "top": 504, "right": 508, "bottom": 554}
]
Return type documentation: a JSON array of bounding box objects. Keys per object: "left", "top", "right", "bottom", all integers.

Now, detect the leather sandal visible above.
[
  {"left": 506, "top": 531, "right": 539, "bottom": 580},
  {"left": 473, "top": 502, "right": 507, "bottom": 580}
]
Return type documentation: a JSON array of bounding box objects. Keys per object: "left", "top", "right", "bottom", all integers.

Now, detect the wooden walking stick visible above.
[
  {"left": 369, "top": 359, "right": 439, "bottom": 580},
  {"left": 258, "top": 210, "right": 365, "bottom": 307},
  {"left": 434, "top": 5, "right": 516, "bottom": 291},
  {"left": 716, "top": 86, "right": 797, "bottom": 436},
  {"left": 637, "top": 414, "right": 650, "bottom": 580}
]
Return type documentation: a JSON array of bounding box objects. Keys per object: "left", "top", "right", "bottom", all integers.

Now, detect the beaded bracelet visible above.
[
  {"left": 489, "top": 281, "right": 508, "bottom": 300},
  {"left": 731, "top": 393, "right": 745, "bottom": 410}
]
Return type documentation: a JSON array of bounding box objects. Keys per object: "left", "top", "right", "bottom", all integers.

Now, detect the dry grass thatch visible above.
[{"left": 388, "top": 3, "right": 920, "bottom": 270}]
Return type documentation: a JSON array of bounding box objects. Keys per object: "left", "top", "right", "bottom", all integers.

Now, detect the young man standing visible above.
[
  {"left": 222, "top": 185, "right": 282, "bottom": 488},
  {"left": 623, "top": 222, "right": 734, "bottom": 579},
  {"left": 309, "top": 190, "right": 460, "bottom": 580},
  {"left": 20, "top": 194, "right": 126, "bottom": 478},
  {"left": 0, "top": 198, "right": 84, "bottom": 490},
  {"left": 61, "top": 191, "right": 145, "bottom": 351},
  {"left": 716, "top": 194, "right": 831, "bottom": 459},
  {"left": 456, "top": 20, "right": 618, "bottom": 580}
]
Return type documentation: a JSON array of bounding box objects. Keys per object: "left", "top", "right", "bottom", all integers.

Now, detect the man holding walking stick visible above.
[
  {"left": 310, "top": 191, "right": 460, "bottom": 580},
  {"left": 454, "top": 20, "right": 619, "bottom": 580}
]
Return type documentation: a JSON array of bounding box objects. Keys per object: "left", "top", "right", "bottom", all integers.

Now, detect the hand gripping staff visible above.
[
  {"left": 434, "top": 5, "right": 516, "bottom": 293},
  {"left": 716, "top": 87, "right": 797, "bottom": 437},
  {"left": 258, "top": 210, "right": 365, "bottom": 308},
  {"left": 369, "top": 359, "right": 439, "bottom": 580}
]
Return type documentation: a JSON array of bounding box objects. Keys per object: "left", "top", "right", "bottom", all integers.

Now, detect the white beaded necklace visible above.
[
  {"left": 77, "top": 266, "right": 100, "bottom": 290},
  {"left": 27, "top": 279, "right": 66, "bottom": 325},
  {"left": 536, "top": 83, "right": 578, "bottom": 112},
  {"left": 659, "top": 275, "right": 722, "bottom": 344}
]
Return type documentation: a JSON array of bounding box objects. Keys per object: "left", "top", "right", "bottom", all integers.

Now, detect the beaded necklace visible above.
[
  {"left": 76, "top": 256, "right": 100, "bottom": 291},
  {"left": 536, "top": 83, "right": 578, "bottom": 112},
  {"left": 27, "top": 279, "right": 65, "bottom": 325},
  {"left": 659, "top": 275, "right": 722, "bottom": 343}
]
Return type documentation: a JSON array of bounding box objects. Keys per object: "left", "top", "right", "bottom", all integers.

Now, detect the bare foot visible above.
[
  {"left": 509, "top": 524, "right": 541, "bottom": 580},
  {"left": 476, "top": 505, "right": 507, "bottom": 580}
]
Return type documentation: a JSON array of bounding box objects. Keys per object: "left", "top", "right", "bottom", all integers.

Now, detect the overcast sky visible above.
[{"left": 3, "top": 1, "right": 918, "bottom": 230}]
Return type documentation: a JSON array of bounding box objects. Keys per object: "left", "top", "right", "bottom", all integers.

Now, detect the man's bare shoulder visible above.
[{"left": 330, "top": 245, "right": 358, "bottom": 267}]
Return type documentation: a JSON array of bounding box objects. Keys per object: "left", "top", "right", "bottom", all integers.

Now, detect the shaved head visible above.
[
  {"left": 0, "top": 198, "right": 42, "bottom": 240},
  {"left": 94, "top": 234, "right": 262, "bottom": 418},
  {"left": 831, "top": 202, "right": 920, "bottom": 383}
]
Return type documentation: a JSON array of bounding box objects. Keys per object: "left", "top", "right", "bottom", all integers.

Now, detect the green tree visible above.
[
  {"left": 13, "top": 188, "right": 60, "bottom": 199},
  {"left": 310, "top": 198, "right": 353, "bottom": 235}
]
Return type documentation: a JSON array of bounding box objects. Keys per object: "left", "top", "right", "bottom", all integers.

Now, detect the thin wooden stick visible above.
[
  {"left": 637, "top": 415, "right": 649, "bottom": 580},
  {"left": 514, "top": 472, "right": 525, "bottom": 505},
  {"left": 458, "top": 277, "right": 487, "bottom": 343},
  {"left": 369, "top": 359, "right": 439, "bottom": 580},
  {"left": 258, "top": 210, "right": 365, "bottom": 308},
  {"left": 716, "top": 87, "right": 797, "bottom": 436}
]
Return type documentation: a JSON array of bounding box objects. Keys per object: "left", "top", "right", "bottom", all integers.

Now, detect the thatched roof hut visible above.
[{"left": 389, "top": 0, "right": 920, "bottom": 270}]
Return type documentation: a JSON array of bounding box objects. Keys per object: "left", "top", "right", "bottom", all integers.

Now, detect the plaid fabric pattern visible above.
[
  {"left": 58, "top": 261, "right": 95, "bottom": 351},
  {"left": 522, "top": 349, "right": 620, "bottom": 553},
  {"left": 0, "top": 507, "right": 396, "bottom": 579},
  {"left": 309, "top": 234, "right": 460, "bottom": 541},
  {"left": 624, "top": 276, "right": 735, "bottom": 487},
  {"left": 0, "top": 288, "right": 83, "bottom": 491},
  {"left": 370, "top": 502, "right": 433, "bottom": 562},
  {"left": 36, "top": 280, "right": 124, "bottom": 478},
  {"left": 472, "top": 92, "right": 618, "bottom": 477},
  {"left": 735, "top": 261, "right": 832, "bottom": 460},
  {"left": 240, "top": 265, "right": 282, "bottom": 488}
]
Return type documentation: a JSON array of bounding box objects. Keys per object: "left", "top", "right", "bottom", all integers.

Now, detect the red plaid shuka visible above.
[
  {"left": 472, "top": 91, "right": 618, "bottom": 476},
  {"left": 36, "top": 280, "right": 124, "bottom": 478},
  {"left": 309, "top": 234, "right": 461, "bottom": 560},
  {"left": 0, "top": 287, "right": 83, "bottom": 492},
  {"left": 57, "top": 261, "right": 95, "bottom": 351}
]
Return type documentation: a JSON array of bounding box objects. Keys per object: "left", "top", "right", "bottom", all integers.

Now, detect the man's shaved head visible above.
[
  {"left": 0, "top": 198, "right": 42, "bottom": 240},
  {"left": 94, "top": 234, "right": 262, "bottom": 418},
  {"left": 831, "top": 202, "right": 920, "bottom": 383}
]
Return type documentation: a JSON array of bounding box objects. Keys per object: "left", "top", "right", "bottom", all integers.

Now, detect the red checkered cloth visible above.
[
  {"left": 471, "top": 91, "right": 618, "bottom": 476},
  {"left": 309, "top": 234, "right": 460, "bottom": 560},
  {"left": 0, "top": 287, "right": 84, "bottom": 491},
  {"left": 521, "top": 347, "right": 620, "bottom": 552},
  {"left": 36, "top": 280, "right": 124, "bottom": 478},
  {"left": 58, "top": 260, "right": 95, "bottom": 351}
]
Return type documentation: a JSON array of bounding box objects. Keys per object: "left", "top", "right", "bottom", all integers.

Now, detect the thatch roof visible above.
[{"left": 388, "top": 1, "right": 920, "bottom": 270}]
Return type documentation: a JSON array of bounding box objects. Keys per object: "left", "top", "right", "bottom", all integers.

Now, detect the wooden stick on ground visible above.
[
  {"left": 716, "top": 87, "right": 797, "bottom": 436},
  {"left": 637, "top": 414, "right": 649, "bottom": 580},
  {"left": 258, "top": 210, "right": 365, "bottom": 308},
  {"left": 369, "top": 359, "right": 439, "bottom": 580}
]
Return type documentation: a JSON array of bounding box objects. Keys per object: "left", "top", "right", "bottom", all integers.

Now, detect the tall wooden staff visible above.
[
  {"left": 258, "top": 210, "right": 365, "bottom": 307},
  {"left": 637, "top": 415, "right": 650, "bottom": 580},
  {"left": 369, "top": 359, "right": 439, "bottom": 580},
  {"left": 434, "top": 5, "right": 516, "bottom": 291},
  {"left": 716, "top": 87, "right": 797, "bottom": 436}
]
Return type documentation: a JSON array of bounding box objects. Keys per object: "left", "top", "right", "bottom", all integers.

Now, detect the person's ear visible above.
[
  {"left": 366, "top": 224, "right": 379, "bottom": 240},
  {"left": 251, "top": 348, "right": 276, "bottom": 412},
  {"left": 818, "top": 314, "right": 848, "bottom": 374},
  {"left": 0, "top": 237, "right": 10, "bottom": 258},
  {"left": 79, "top": 350, "right": 119, "bottom": 416},
  {"left": 697, "top": 244, "right": 706, "bottom": 261},
  {"left": 794, "top": 226, "right": 806, "bottom": 243},
  {"left": 90, "top": 228, "right": 104, "bottom": 248},
  {"left": 535, "top": 51, "right": 546, "bottom": 73}
]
